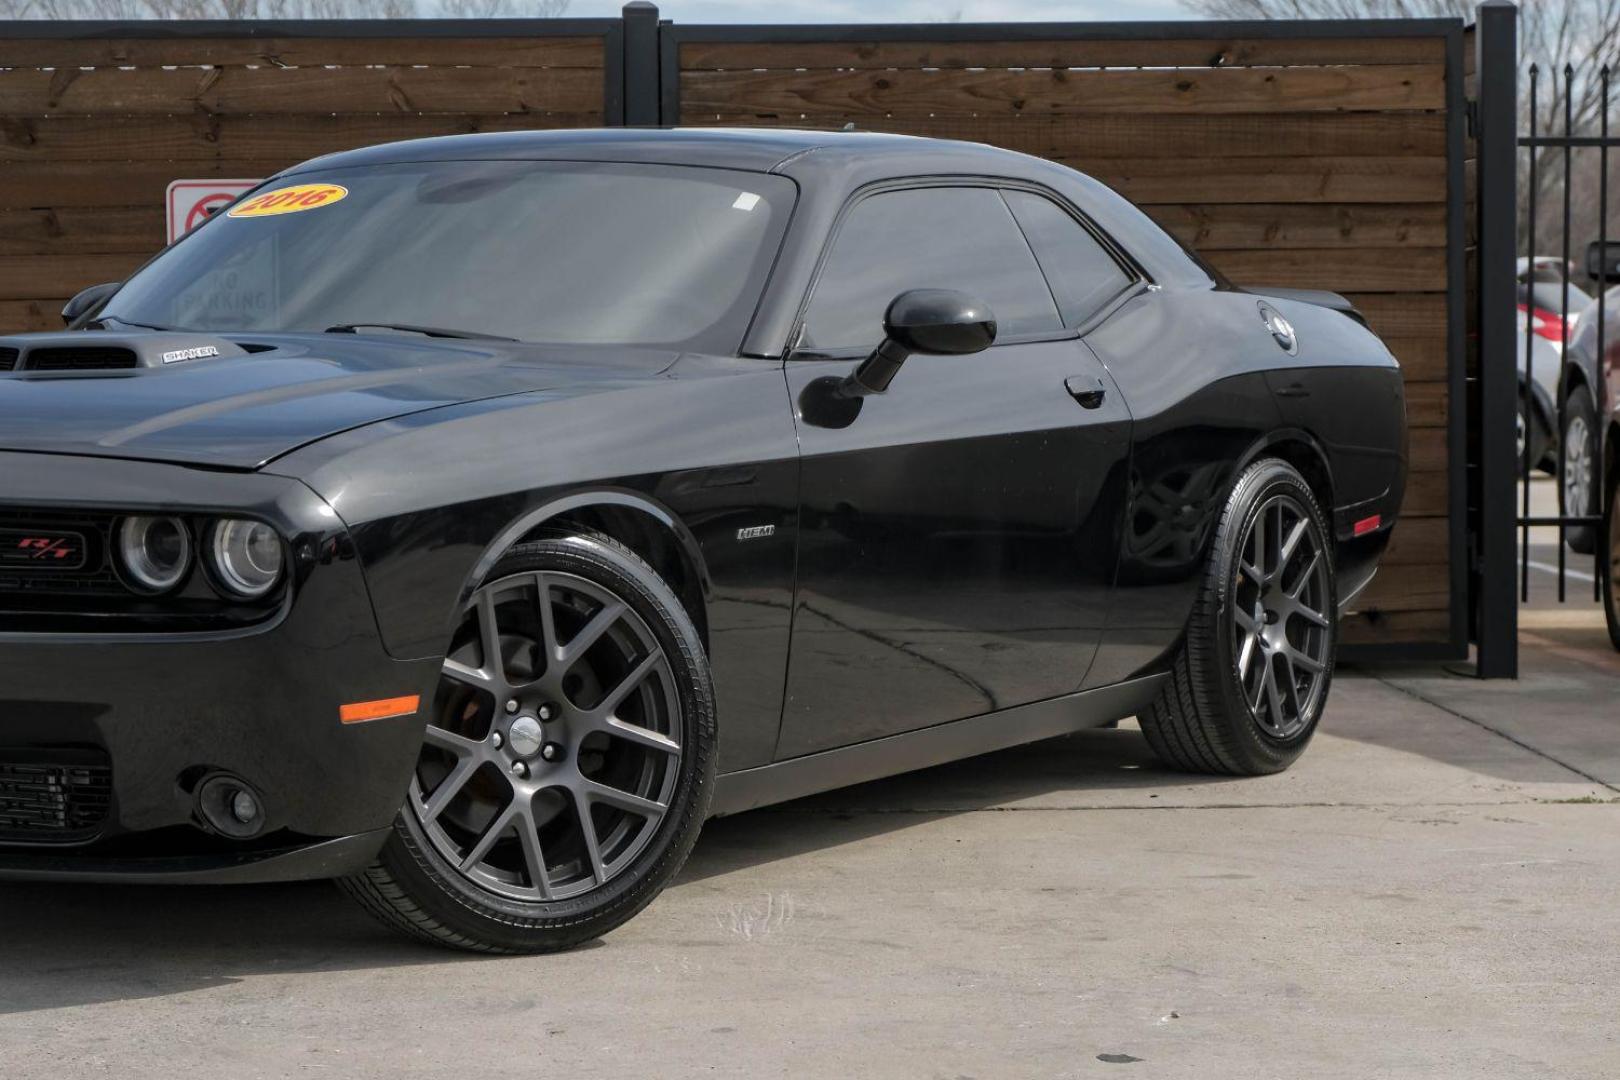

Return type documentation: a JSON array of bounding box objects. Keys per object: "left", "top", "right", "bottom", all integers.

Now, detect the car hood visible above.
[{"left": 0, "top": 332, "right": 677, "bottom": 469}]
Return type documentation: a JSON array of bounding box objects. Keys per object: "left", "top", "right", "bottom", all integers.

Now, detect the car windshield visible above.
[{"left": 100, "top": 160, "right": 796, "bottom": 353}]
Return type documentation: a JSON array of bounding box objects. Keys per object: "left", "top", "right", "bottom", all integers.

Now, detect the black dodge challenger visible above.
[{"left": 0, "top": 129, "right": 1405, "bottom": 952}]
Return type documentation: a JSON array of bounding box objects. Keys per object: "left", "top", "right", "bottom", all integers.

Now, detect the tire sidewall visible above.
[
  {"left": 382, "top": 534, "right": 715, "bottom": 949},
  {"left": 1204, "top": 460, "right": 1338, "bottom": 772},
  {"left": 1566, "top": 386, "right": 1599, "bottom": 551}
]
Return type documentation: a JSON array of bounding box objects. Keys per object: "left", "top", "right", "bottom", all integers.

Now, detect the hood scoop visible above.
[{"left": 0, "top": 331, "right": 248, "bottom": 374}]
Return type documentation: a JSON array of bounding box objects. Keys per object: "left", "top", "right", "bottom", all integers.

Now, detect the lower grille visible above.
[{"left": 0, "top": 750, "right": 113, "bottom": 843}]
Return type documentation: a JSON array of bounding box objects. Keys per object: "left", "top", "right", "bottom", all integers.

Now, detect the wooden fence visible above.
[{"left": 0, "top": 10, "right": 1475, "bottom": 658}]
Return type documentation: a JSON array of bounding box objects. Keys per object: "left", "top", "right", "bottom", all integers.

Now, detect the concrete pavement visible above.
[{"left": 1, "top": 634, "right": 1617, "bottom": 1079}]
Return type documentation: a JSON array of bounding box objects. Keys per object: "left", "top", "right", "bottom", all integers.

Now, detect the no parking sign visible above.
[{"left": 165, "top": 179, "right": 261, "bottom": 244}]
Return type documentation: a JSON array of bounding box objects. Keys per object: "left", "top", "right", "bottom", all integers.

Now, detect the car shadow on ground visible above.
[
  {"left": 8, "top": 660, "right": 1597, "bottom": 1014},
  {"left": 0, "top": 725, "right": 1212, "bottom": 1014}
]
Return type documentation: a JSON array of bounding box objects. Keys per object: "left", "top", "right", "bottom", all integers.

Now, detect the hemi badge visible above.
[
  {"left": 161, "top": 345, "right": 220, "bottom": 364},
  {"left": 339, "top": 695, "right": 421, "bottom": 725},
  {"left": 1352, "top": 514, "right": 1382, "bottom": 537},
  {"left": 736, "top": 525, "right": 775, "bottom": 541}
]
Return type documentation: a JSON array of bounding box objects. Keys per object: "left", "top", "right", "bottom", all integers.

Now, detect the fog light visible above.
[
  {"left": 196, "top": 774, "right": 266, "bottom": 839},
  {"left": 116, "top": 515, "right": 192, "bottom": 593},
  {"left": 231, "top": 789, "right": 260, "bottom": 825},
  {"left": 208, "top": 518, "right": 285, "bottom": 599}
]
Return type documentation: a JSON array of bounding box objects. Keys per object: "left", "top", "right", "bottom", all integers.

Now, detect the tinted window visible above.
[
  {"left": 801, "top": 186, "right": 1062, "bottom": 351},
  {"left": 1004, "top": 190, "right": 1133, "bottom": 327},
  {"left": 101, "top": 161, "right": 795, "bottom": 353}
]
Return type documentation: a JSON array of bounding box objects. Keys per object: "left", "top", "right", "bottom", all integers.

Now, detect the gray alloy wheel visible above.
[
  {"left": 1564, "top": 386, "right": 1599, "bottom": 554},
  {"left": 1230, "top": 492, "right": 1333, "bottom": 740},
  {"left": 1140, "top": 458, "right": 1337, "bottom": 775},
  {"left": 340, "top": 533, "right": 715, "bottom": 953},
  {"left": 414, "top": 570, "right": 682, "bottom": 902}
]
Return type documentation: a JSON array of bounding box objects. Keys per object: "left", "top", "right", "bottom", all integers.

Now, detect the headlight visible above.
[
  {"left": 208, "top": 518, "right": 285, "bottom": 599},
  {"left": 117, "top": 515, "right": 192, "bottom": 593}
]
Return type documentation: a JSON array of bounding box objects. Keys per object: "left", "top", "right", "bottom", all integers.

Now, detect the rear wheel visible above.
[
  {"left": 1564, "top": 385, "right": 1599, "bottom": 554},
  {"left": 1139, "top": 458, "right": 1336, "bottom": 775},
  {"left": 340, "top": 533, "right": 715, "bottom": 953}
]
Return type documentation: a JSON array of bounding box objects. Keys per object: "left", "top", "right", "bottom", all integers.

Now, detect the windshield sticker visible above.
[
  {"left": 228, "top": 183, "right": 349, "bottom": 219},
  {"left": 732, "top": 192, "right": 762, "bottom": 212}
]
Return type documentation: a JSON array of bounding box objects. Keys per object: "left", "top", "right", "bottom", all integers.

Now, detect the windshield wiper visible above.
[
  {"left": 87, "top": 314, "right": 175, "bottom": 332},
  {"left": 323, "top": 322, "right": 517, "bottom": 342}
]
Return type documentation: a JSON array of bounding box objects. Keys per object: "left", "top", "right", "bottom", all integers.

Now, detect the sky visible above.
[{"left": 564, "top": 0, "right": 1195, "bottom": 22}]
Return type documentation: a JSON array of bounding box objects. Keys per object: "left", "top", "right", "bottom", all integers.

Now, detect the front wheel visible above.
[
  {"left": 1139, "top": 458, "right": 1337, "bottom": 775},
  {"left": 340, "top": 533, "right": 716, "bottom": 953}
]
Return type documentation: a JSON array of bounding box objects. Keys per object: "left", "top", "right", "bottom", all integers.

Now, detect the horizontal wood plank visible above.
[
  {"left": 1400, "top": 466, "right": 1447, "bottom": 517},
  {"left": 1405, "top": 379, "right": 1448, "bottom": 428},
  {"left": 0, "top": 207, "right": 165, "bottom": 255},
  {"left": 1340, "top": 606, "right": 1449, "bottom": 642},
  {"left": 0, "top": 66, "right": 604, "bottom": 116},
  {"left": 679, "top": 36, "right": 1447, "bottom": 72},
  {"left": 1072, "top": 156, "right": 1446, "bottom": 205},
  {"left": 0, "top": 253, "right": 147, "bottom": 300},
  {"left": 1206, "top": 245, "right": 1446, "bottom": 293},
  {"left": 1149, "top": 203, "right": 1447, "bottom": 250},
  {"left": 688, "top": 111, "right": 1447, "bottom": 158},
  {"left": 1378, "top": 516, "right": 1450, "bottom": 565},
  {"left": 0, "top": 299, "right": 60, "bottom": 333},
  {"left": 1344, "top": 293, "right": 1447, "bottom": 338},
  {"left": 679, "top": 64, "right": 1445, "bottom": 118},
  {"left": 1347, "top": 563, "right": 1451, "bottom": 612},
  {"left": 0, "top": 113, "right": 594, "bottom": 164},
  {"left": 0, "top": 35, "right": 603, "bottom": 70},
  {"left": 1380, "top": 334, "right": 1448, "bottom": 382},
  {"left": 0, "top": 160, "right": 293, "bottom": 210}
]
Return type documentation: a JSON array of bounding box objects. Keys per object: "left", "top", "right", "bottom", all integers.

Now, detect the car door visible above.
[{"left": 776, "top": 183, "right": 1136, "bottom": 759}]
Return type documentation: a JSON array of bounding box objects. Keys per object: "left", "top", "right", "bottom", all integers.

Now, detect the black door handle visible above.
[{"left": 1065, "top": 375, "right": 1107, "bottom": 409}]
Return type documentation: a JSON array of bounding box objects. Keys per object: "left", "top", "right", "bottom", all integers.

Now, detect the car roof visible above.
[{"left": 282, "top": 126, "right": 1032, "bottom": 178}]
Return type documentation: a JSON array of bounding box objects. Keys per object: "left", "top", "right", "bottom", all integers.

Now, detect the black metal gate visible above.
[
  {"left": 1517, "top": 59, "right": 1612, "bottom": 604},
  {"left": 1473, "top": 0, "right": 1615, "bottom": 677}
]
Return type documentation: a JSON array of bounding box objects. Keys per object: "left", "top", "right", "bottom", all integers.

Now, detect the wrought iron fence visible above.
[{"left": 1518, "top": 61, "right": 1613, "bottom": 604}]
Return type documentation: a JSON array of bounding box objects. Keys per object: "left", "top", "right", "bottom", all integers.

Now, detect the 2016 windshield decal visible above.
[{"left": 228, "top": 184, "right": 349, "bottom": 219}]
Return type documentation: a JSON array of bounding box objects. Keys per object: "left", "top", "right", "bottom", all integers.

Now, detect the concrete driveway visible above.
[{"left": 2, "top": 629, "right": 1617, "bottom": 1079}]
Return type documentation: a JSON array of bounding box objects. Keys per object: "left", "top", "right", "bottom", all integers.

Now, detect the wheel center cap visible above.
[{"left": 507, "top": 716, "right": 544, "bottom": 759}]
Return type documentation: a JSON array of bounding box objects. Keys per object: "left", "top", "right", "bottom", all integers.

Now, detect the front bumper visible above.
[{"left": 0, "top": 452, "right": 439, "bottom": 882}]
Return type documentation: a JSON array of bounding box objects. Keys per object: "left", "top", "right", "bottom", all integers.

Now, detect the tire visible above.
[
  {"left": 339, "top": 532, "right": 716, "bottom": 953},
  {"left": 1563, "top": 385, "right": 1599, "bottom": 554},
  {"left": 1604, "top": 458, "right": 1620, "bottom": 653},
  {"left": 1139, "top": 458, "right": 1337, "bottom": 776},
  {"left": 1518, "top": 394, "right": 1551, "bottom": 477}
]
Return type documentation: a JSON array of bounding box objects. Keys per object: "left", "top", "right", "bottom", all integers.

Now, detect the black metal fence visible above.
[{"left": 1517, "top": 62, "right": 1612, "bottom": 604}]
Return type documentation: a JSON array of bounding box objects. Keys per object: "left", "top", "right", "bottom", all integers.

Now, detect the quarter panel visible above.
[{"left": 1080, "top": 289, "right": 1286, "bottom": 687}]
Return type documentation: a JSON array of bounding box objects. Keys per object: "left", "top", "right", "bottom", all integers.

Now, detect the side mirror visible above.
[
  {"left": 61, "top": 281, "right": 122, "bottom": 327},
  {"left": 842, "top": 288, "right": 997, "bottom": 397},
  {"left": 1586, "top": 240, "right": 1620, "bottom": 284}
]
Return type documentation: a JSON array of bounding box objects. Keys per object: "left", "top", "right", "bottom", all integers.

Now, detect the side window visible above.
[
  {"left": 801, "top": 186, "right": 1062, "bottom": 352},
  {"left": 1003, "top": 190, "right": 1134, "bottom": 328}
]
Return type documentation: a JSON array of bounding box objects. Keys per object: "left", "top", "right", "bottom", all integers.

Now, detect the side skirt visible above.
[{"left": 710, "top": 673, "right": 1170, "bottom": 817}]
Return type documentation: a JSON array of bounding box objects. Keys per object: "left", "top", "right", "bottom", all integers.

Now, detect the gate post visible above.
[
  {"left": 1474, "top": 0, "right": 1519, "bottom": 677},
  {"left": 623, "top": 1, "right": 662, "bottom": 127}
]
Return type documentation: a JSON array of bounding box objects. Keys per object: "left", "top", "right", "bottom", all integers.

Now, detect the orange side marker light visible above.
[{"left": 340, "top": 695, "right": 421, "bottom": 725}]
